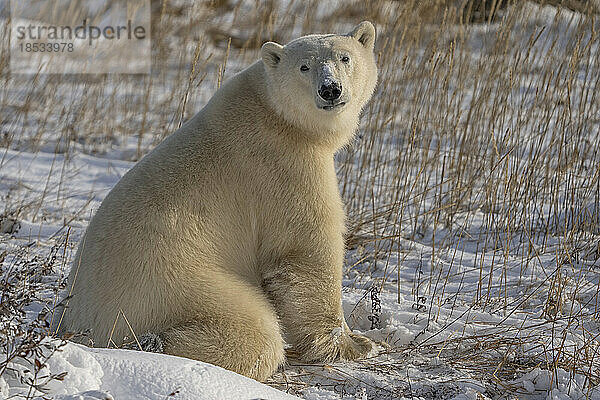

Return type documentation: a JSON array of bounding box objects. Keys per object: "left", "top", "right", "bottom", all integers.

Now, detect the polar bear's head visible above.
[{"left": 261, "top": 22, "right": 378, "bottom": 148}]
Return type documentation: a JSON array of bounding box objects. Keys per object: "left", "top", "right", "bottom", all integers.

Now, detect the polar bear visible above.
[{"left": 55, "top": 21, "right": 378, "bottom": 381}]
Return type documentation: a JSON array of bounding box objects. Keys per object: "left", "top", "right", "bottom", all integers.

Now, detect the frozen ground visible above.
[{"left": 2, "top": 1, "right": 600, "bottom": 399}]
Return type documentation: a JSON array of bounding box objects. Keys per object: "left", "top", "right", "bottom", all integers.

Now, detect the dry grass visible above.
[{"left": 1, "top": 0, "right": 600, "bottom": 398}]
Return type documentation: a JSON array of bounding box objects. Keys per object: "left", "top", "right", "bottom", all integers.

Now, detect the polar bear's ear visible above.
[
  {"left": 348, "top": 21, "right": 376, "bottom": 50},
  {"left": 261, "top": 42, "right": 284, "bottom": 68}
]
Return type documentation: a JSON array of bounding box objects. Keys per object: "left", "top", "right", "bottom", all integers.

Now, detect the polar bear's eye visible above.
[
  {"left": 300, "top": 65, "right": 310, "bottom": 72},
  {"left": 341, "top": 55, "right": 350, "bottom": 63}
]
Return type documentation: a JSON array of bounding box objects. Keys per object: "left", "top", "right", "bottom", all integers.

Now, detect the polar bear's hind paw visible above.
[{"left": 123, "top": 332, "right": 164, "bottom": 353}]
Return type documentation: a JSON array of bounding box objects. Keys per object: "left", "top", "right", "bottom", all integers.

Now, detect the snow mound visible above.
[{"left": 6, "top": 341, "right": 299, "bottom": 400}]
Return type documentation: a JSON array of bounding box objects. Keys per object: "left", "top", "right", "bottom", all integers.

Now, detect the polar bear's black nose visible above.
[{"left": 318, "top": 83, "right": 342, "bottom": 101}]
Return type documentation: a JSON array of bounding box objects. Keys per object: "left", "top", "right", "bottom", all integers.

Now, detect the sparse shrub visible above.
[{"left": 0, "top": 240, "right": 68, "bottom": 398}]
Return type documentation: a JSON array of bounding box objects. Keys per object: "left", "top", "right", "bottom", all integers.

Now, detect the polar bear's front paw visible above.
[
  {"left": 340, "top": 332, "right": 375, "bottom": 360},
  {"left": 298, "top": 329, "right": 376, "bottom": 363}
]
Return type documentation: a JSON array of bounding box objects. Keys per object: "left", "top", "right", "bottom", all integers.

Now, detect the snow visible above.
[{"left": 3, "top": 340, "right": 299, "bottom": 399}]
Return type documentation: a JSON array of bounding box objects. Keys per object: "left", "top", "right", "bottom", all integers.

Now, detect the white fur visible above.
[{"left": 55, "top": 21, "right": 378, "bottom": 381}]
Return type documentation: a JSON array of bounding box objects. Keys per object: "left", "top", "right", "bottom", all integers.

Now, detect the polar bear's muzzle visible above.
[
  {"left": 316, "top": 79, "right": 348, "bottom": 111},
  {"left": 317, "top": 90, "right": 347, "bottom": 111},
  {"left": 315, "top": 63, "right": 349, "bottom": 111},
  {"left": 318, "top": 82, "right": 342, "bottom": 102},
  {"left": 321, "top": 101, "right": 346, "bottom": 111}
]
